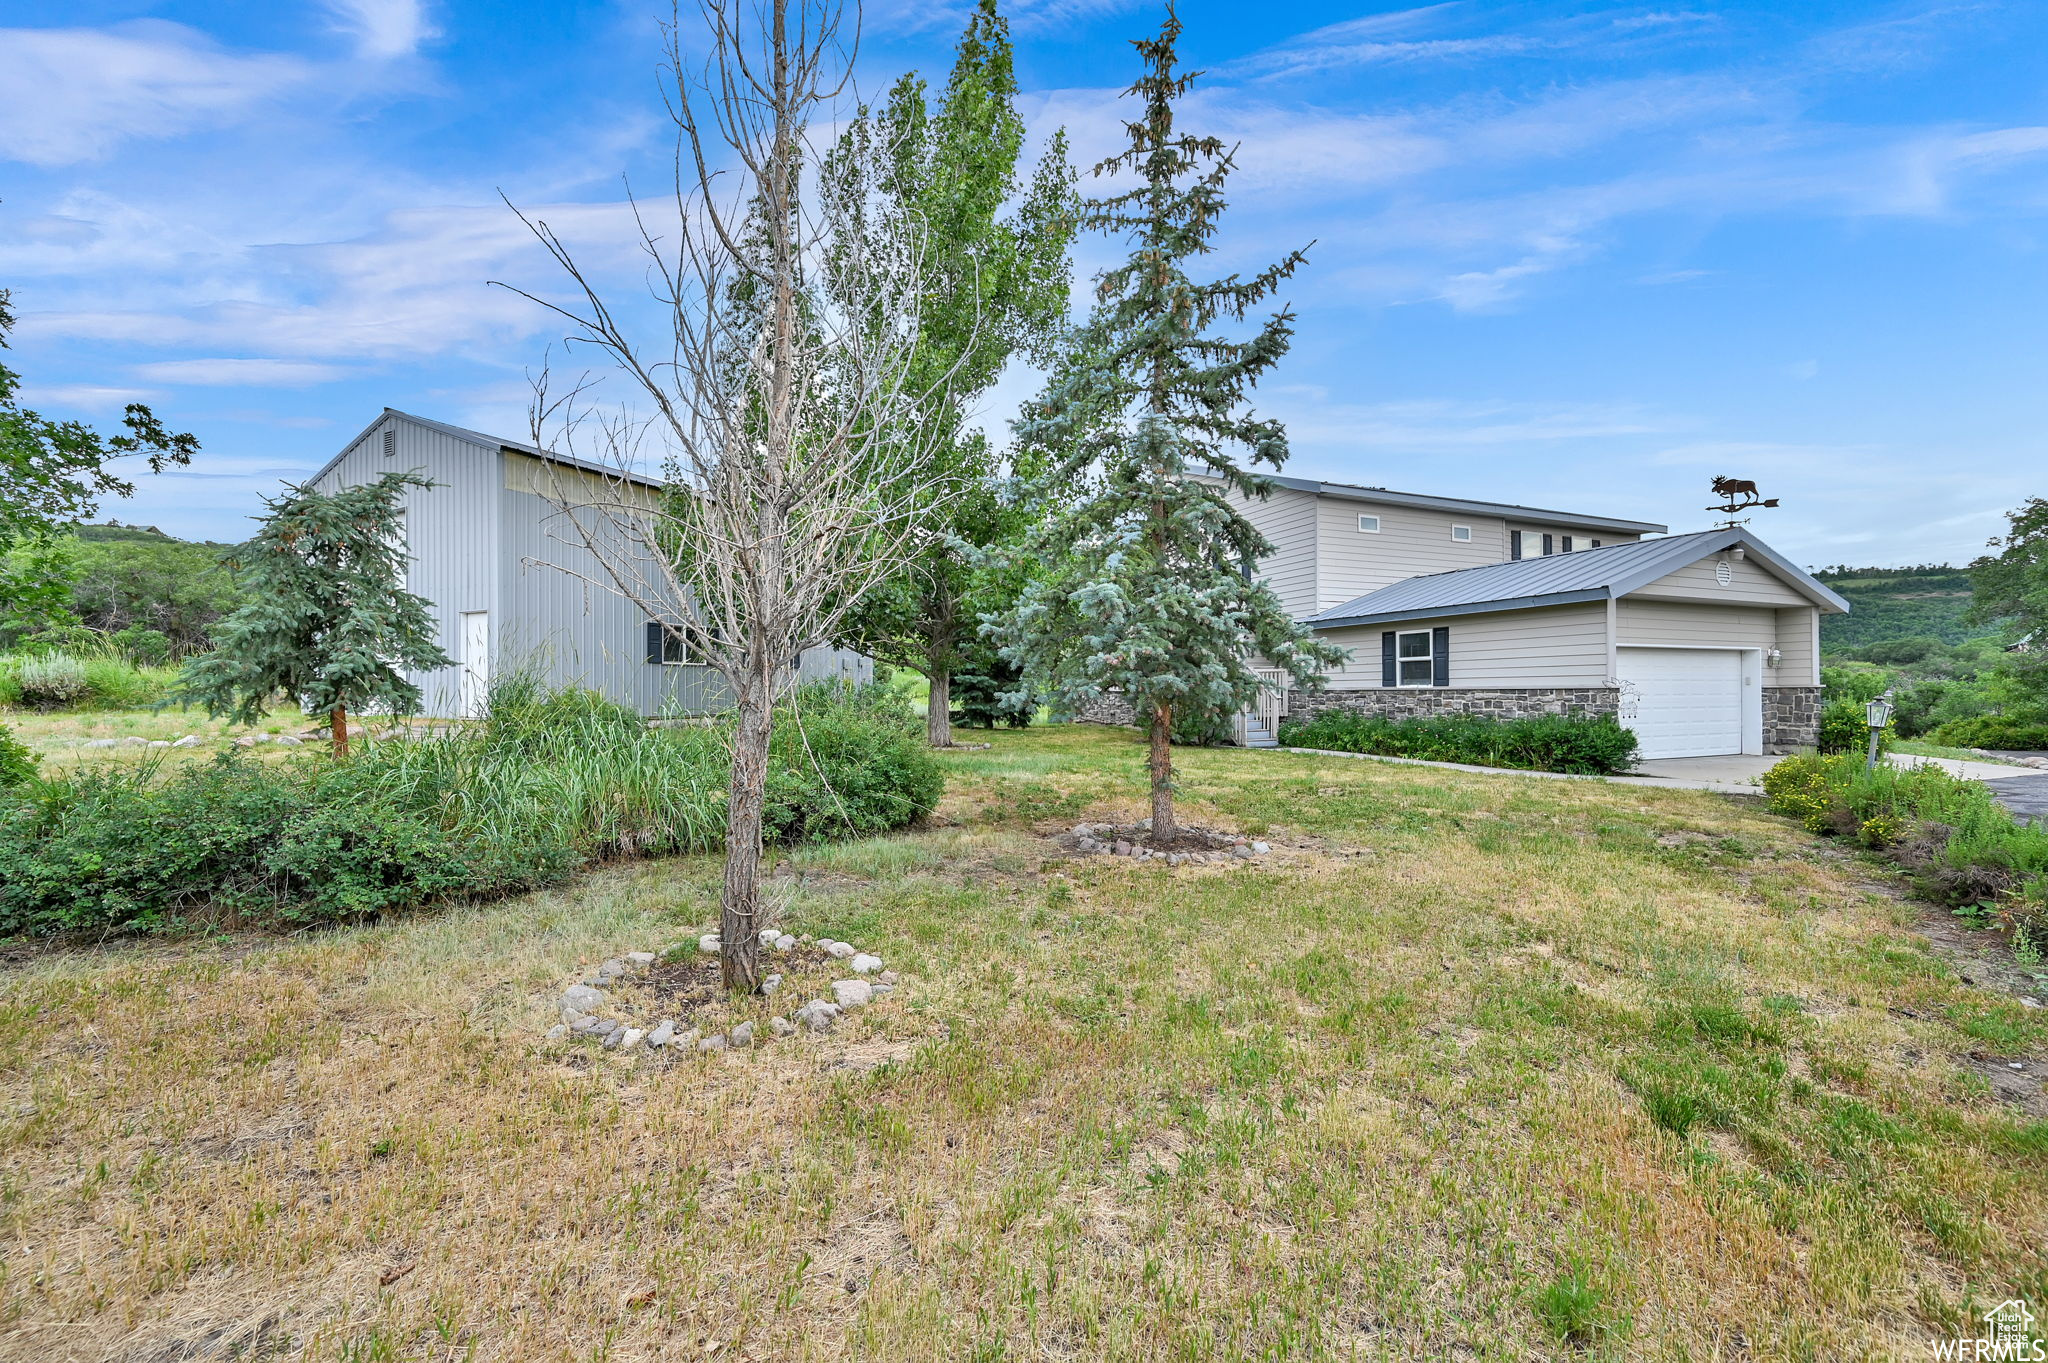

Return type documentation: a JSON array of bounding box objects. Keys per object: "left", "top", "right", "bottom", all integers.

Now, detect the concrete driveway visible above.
[{"left": 1621, "top": 752, "right": 2046, "bottom": 798}]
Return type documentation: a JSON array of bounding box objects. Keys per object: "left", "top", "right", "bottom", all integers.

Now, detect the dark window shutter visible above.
[
  {"left": 646, "top": 621, "right": 664, "bottom": 664},
  {"left": 1542, "top": 533, "right": 1554, "bottom": 556},
  {"left": 1510, "top": 530, "right": 1523, "bottom": 561},
  {"left": 1381, "top": 631, "right": 1397, "bottom": 687},
  {"left": 1431, "top": 627, "right": 1450, "bottom": 687}
]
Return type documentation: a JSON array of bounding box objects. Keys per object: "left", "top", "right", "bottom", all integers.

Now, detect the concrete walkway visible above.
[{"left": 1280, "top": 747, "right": 2047, "bottom": 798}]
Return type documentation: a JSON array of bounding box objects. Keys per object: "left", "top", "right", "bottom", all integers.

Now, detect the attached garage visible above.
[{"left": 1615, "top": 646, "right": 1756, "bottom": 759}]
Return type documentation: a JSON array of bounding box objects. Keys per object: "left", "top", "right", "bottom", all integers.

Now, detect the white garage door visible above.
[{"left": 1617, "top": 648, "right": 1747, "bottom": 759}]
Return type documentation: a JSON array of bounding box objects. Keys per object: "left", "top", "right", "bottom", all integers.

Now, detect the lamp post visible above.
[{"left": 1864, "top": 690, "right": 1895, "bottom": 772}]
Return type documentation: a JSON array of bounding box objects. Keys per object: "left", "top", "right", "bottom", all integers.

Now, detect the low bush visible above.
[
  {"left": 1278, "top": 710, "right": 1640, "bottom": 775},
  {"left": 1927, "top": 715, "right": 2048, "bottom": 751},
  {"left": 0, "top": 725, "right": 35, "bottom": 789},
  {"left": 14, "top": 653, "right": 91, "bottom": 709},
  {"left": 1817, "top": 698, "right": 1894, "bottom": 757},
  {"left": 1762, "top": 751, "right": 2048, "bottom": 941},
  {"left": 0, "top": 681, "right": 941, "bottom": 936}
]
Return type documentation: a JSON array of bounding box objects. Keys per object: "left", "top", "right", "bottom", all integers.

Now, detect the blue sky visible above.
[{"left": 2, "top": 1, "right": 2044, "bottom": 567}]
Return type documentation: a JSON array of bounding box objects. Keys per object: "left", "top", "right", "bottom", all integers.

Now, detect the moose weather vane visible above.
[{"left": 1707, "top": 475, "right": 1779, "bottom": 529}]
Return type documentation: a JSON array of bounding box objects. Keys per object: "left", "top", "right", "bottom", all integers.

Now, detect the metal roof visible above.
[
  {"left": 1305, "top": 527, "right": 1849, "bottom": 629},
  {"left": 1262, "top": 473, "right": 1667, "bottom": 535},
  {"left": 307, "top": 408, "right": 667, "bottom": 492}
]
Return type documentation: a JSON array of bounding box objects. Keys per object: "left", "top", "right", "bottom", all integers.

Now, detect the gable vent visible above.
[{"left": 382, "top": 427, "right": 397, "bottom": 458}]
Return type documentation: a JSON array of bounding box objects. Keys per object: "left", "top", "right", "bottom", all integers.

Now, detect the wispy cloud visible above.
[
  {"left": 0, "top": 21, "right": 307, "bottom": 167},
  {"left": 323, "top": 0, "right": 439, "bottom": 60},
  {"left": 133, "top": 359, "right": 354, "bottom": 387}
]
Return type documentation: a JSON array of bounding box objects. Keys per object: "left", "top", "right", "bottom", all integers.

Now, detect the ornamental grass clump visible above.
[{"left": 0, "top": 681, "right": 941, "bottom": 937}]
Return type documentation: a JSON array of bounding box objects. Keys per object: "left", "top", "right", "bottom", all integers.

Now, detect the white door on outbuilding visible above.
[
  {"left": 459, "top": 610, "right": 490, "bottom": 718},
  {"left": 1616, "top": 647, "right": 1752, "bottom": 759}
]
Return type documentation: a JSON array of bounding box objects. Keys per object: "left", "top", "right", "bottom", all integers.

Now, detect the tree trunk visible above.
[
  {"left": 719, "top": 672, "right": 771, "bottom": 994},
  {"left": 330, "top": 704, "right": 349, "bottom": 759},
  {"left": 1148, "top": 700, "right": 1176, "bottom": 841},
  {"left": 927, "top": 667, "right": 952, "bottom": 748}
]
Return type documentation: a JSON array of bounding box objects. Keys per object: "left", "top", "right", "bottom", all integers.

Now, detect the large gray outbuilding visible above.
[{"left": 308, "top": 410, "right": 869, "bottom": 719}]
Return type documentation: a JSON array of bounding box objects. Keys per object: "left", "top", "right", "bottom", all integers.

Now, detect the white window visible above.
[
  {"left": 1397, "top": 630, "right": 1434, "bottom": 687},
  {"left": 1358, "top": 514, "right": 1381, "bottom": 533},
  {"left": 1451, "top": 524, "right": 1472, "bottom": 542}
]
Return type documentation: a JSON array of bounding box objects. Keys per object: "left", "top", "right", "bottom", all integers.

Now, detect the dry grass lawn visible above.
[{"left": 2, "top": 724, "right": 2044, "bottom": 1360}]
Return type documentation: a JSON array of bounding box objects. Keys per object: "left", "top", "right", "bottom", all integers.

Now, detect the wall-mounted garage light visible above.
[{"left": 1765, "top": 647, "right": 1782, "bottom": 668}]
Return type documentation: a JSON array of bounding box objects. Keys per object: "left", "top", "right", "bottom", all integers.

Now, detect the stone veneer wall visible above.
[
  {"left": 1762, "top": 686, "right": 1820, "bottom": 753},
  {"left": 1284, "top": 687, "right": 1620, "bottom": 724}
]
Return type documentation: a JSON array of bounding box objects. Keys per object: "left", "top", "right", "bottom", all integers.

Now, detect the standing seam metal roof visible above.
[{"left": 1304, "top": 527, "right": 1849, "bottom": 628}]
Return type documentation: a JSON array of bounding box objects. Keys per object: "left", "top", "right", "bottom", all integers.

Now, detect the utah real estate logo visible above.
[{"left": 1933, "top": 1301, "right": 2044, "bottom": 1361}]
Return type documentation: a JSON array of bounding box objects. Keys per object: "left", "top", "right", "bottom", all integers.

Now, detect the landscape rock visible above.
[
  {"left": 619, "top": 1028, "right": 645, "bottom": 1051},
  {"left": 171, "top": 735, "right": 205, "bottom": 748},
  {"left": 870, "top": 983, "right": 894, "bottom": 998},
  {"left": 775, "top": 934, "right": 796, "bottom": 951},
  {"left": 234, "top": 735, "right": 259, "bottom": 747},
  {"left": 593, "top": 1018, "right": 622, "bottom": 1036},
  {"left": 563, "top": 984, "right": 606, "bottom": 1013},
  {"left": 1113, "top": 840, "right": 1133, "bottom": 857},
  {"left": 832, "top": 979, "right": 873, "bottom": 1009},
  {"left": 850, "top": 953, "right": 884, "bottom": 974},
  {"left": 794, "top": 999, "right": 842, "bottom": 1032},
  {"left": 878, "top": 971, "right": 898, "bottom": 986},
  {"left": 602, "top": 1029, "right": 624, "bottom": 1050},
  {"left": 273, "top": 735, "right": 303, "bottom": 746},
  {"left": 769, "top": 1016, "right": 798, "bottom": 1038},
  {"left": 824, "top": 941, "right": 857, "bottom": 959},
  {"left": 758, "top": 928, "right": 781, "bottom": 946},
  {"left": 597, "top": 957, "right": 627, "bottom": 979},
  {"left": 148, "top": 740, "right": 170, "bottom": 748},
  {"left": 545, "top": 1024, "right": 567, "bottom": 1040},
  {"left": 626, "top": 951, "right": 656, "bottom": 965},
  {"left": 698, "top": 934, "right": 721, "bottom": 953},
  {"left": 647, "top": 1020, "right": 676, "bottom": 1048},
  {"left": 1231, "top": 845, "right": 1254, "bottom": 860},
  {"left": 698, "top": 1034, "right": 728, "bottom": 1053},
  {"left": 1252, "top": 841, "right": 1271, "bottom": 855},
  {"left": 729, "top": 1021, "right": 756, "bottom": 1047},
  {"left": 82, "top": 739, "right": 118, "bottom": 749},
  {"left": 570, "top": 1017, "right": 602, "bottom": 1034},
  {"left": 119, "top": 736, "right": 148, "bottom": 747},
  {"left": 762, "top": 973, "right": 783, "bottom": 996}
]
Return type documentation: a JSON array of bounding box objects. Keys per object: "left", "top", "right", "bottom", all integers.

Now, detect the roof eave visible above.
[
  {"left": 1263, "top": 474, "right": 1668, "bottom": 535},
  {"left": 1305, "top": 587, "right": 1615, "bottom": 630}
]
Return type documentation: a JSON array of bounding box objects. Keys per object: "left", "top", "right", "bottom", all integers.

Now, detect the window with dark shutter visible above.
[
  {"left": 1542, "top": 533, "right": 1555, "bottom": 556},
  {"left": 1431, "top": 627, "right": 1450, "bottom": 687},
  {"left": 1510, "top": 530, "right": 1523, "bottom": 560},
  {"left": 1381, "top": 631, "right": 1397, "bottom": 687},
  {"left": 1394, "top": 629, "right": 1434, "bottom": 686}
]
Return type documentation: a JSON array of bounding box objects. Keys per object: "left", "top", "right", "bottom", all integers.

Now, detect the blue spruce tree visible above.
[{"left": 991, "top": 7, "right": 1343, "bottom": 840}]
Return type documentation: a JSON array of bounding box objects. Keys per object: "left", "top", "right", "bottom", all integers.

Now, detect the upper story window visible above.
[
  {"left": 1451, "top": 524, "right": 1472, "bottom": 542},
  {"left": 1510, "top": 530, "right": 1523, "bottom": 560},
  {"left": 1590, "top": 539, "right": 1602, "bottom": 548},
  {"left": 1542, "top": 533, "right": 1555, "bottom": 556},
  {"left": 1358, "top": 514, "right": 1381, "bottom": 533},
  {"left": 1562, "top": 535, "right": 1575, "bottom": 553}
]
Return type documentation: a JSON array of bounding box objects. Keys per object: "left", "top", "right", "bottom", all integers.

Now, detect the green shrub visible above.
[
  {"left": 1818, "top": 699, "right": 1894, "bottom": 756},
  {"left": 1761, "top": 751, "right": 2048, "bottom": 945},
  {"left": 1278, "top": 710, "right": 1640, "bottom": 775},
  {"left": 0, "top": 680, "right": 941, "bottom": 936},
  {"left": 1927, "top": 715, "right": 2048, "bottom": 751},
  {"left": 109, "top": 626, "right": 173, "bottom": 665},
  {"left": 0, "top": 725, "right": 35, "bottom": 789},
  {"left": 15, "top": 653, "right": 91, "bottom": 708}
]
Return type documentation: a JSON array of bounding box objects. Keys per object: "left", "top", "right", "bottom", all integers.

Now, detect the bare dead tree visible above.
[{"left": 497, "top": 0, "right": 965, "bottom": 992}]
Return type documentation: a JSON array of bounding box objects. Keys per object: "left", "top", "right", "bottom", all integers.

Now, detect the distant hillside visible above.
[
  {"left": 74, "top": 523, "right": 237, "bottom": 550},
  {"left": 1814, "top": 564, "right": 1996, "bottom": 653}
]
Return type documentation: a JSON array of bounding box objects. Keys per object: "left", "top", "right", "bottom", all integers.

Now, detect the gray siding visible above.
[
  {"left": 1317, "top": 602, "right": 1611, "bottom": 690},
  {"left": 1224, "top": 483, "right": 1320, "bottom": 617},
  {"left": 1315, "top": 498, "right": 1645, "bottom": 613},
  {"left": 310, "top": 414, "right": 498, "bottom": 716},
  {"left": 1631, "top": 554, "right": 1810, "bottom": 607},
  {"left": 1615, "top": 596, "right": 1820, "bottom": 689}
]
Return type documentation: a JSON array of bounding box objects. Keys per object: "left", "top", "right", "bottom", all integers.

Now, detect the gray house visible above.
[
  {"left": 1219, "top": 476, "right": 1846, "bottom": 758},
  {"left": 308, "top": 410, "right": 869, "bottom": 719}
]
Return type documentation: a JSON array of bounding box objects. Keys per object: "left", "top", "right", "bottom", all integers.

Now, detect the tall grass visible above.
[
  {"left": 0, "top": 679, "right": 941, "bottom": 935},
  {"left": 0, "top": 639, "right": 179, "bottom": 710}
]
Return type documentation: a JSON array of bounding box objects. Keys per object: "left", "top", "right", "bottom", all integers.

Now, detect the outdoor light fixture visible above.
[
  {"left": 1765, "top": 647, "right": 1782, "bottom": 668},
  {"left": 1731, "top": 545, "right": 1746, "bottom": 562},
  {"left": 1865, "top": 690, "right": 1895, "bottom": 771}
]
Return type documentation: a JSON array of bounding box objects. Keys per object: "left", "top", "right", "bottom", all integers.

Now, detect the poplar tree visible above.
[
  {"left": 990, "top": 8, "right": 1343, "bottom": 840},
  {"left": 827, "top": 0, "right": 1075, "bottom": 747},
  {"left": 176, "top": 471, "right": 451, "bottom": 757}
]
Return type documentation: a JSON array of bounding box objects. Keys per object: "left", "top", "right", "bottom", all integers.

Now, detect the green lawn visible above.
[{"left": 1, "top": 725, "right": 2042, "bottom": 1359}]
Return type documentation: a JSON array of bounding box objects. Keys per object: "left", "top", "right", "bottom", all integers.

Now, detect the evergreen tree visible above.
[
  {"left": 990, "top": 8, "right": 1343, "bottom": 839},
  {"left": 1970, "top": 497, "right": 2048, "bottom": 707},
  {"left": 176, "top": 472, "right": 451, "bottom": 756},
  {"left": 826, "top": 0, "right": 1076, "bottom": 747}
]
